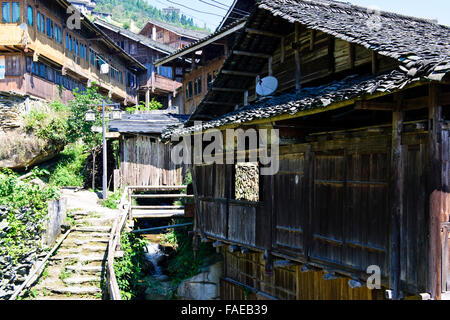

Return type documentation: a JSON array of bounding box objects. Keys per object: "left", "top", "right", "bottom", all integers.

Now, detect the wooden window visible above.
[
  {"left": 36, "top": 11, "right": 40, "bottom": 30},
  {"left": 5, "top": 55, "right": 21, "bottom": 76},
  {"left": 2, "top": 2, "right": 11, "bottom": 22},
  {"left": 197, "top": 77, "right": 202, "bottom": 95},
  {"left": 11, "top": 2, "right": 19, "bottom": 23},
  {"left": 27, "top": 6, "right": 33, "bottom": 26}
]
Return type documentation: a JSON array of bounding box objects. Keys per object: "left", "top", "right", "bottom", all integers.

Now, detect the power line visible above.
[
  {"left": 165, "top": 0, "right": 224, "bottom": 17},
  {"left": 153, "top": 0, "right": 214, "bottom": 28},
  {"left": 209, "top": 0, "right": 251, "bottom": 15},
  {"left": 198, "top": 0, "right": 228, "bottom": 11}
]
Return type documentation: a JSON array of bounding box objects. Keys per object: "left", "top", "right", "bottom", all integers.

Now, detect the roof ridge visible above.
[{"left": 275, "top": 0, "right": 449, "bottom": 28}]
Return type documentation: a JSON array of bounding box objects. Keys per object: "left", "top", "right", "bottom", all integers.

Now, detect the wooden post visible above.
[
  {"left": 92, "top": 150, "right": 96, "bottom": 190},
  {"left": 145, "top": 86, "right": 150, "bottom": 109},
  {"left": 294, "top": 23, "right": 301, "bottom": 91},
  {"left": 280, "top": 37, "right": 285, "bottom": 63},
  {"left": 428, "top": 83, "right": 443, "bottom": 300},
  {"left": 390, "top": 94, "right": 404, "bottom": 300},
  {"left": 268, "top": 56, "right": 273, "bottom": 76}
]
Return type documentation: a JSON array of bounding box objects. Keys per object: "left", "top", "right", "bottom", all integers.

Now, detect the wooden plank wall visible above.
[
  {"left": 196, "top": 124, "right": 430, "bottom": 297},
  {"left": 120, "top": 135, "right": 184, "bottom": 187},
  {"left": 222, "top": 251, "right": 384, "bottom": 300}
]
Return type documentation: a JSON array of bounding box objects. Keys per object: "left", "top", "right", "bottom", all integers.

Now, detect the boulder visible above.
[{"left": 176, "top": 262, "right": 223, "bottom": 300}]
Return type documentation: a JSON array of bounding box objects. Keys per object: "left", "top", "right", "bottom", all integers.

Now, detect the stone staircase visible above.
[{"left": 25, "top": 209, "right": 115, "bottom": 300}]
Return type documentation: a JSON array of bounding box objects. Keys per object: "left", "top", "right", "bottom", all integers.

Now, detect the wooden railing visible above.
[
  {"left": 106, "top": 185, "right": 191, "bottom": 300},
  {"left": 106, "top": 187, "right": 131, "bottom": 300}
]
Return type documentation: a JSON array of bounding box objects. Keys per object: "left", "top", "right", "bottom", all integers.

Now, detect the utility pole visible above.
[{"left": 86, "top": 101, "right": 122, "bottom": 200}]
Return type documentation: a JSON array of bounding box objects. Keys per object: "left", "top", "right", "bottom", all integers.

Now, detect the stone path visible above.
[{"left": 25, "top": 190, "right": 118, "bottom": 300}]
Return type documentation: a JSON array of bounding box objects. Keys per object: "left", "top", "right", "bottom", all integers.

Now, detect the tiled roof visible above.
[
  {"left": 161, "top": 70, "right": 418, "bottom": 140},
  {"left": 110, "top": 112, "right": 189, "bottom": 135},
  {"left": 141, "top": 18, "right": 211, "bottom": 40},
  {"left": 93, "top": 19, "right": 176, "bottom": 55},
  {"left": 155, "top": 18, "right": 247, "bottom": 67},
  {"left": 259, "top": 0, "right": 450, "bottom": 81}
]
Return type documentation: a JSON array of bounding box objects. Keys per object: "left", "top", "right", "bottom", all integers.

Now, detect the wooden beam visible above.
[
  {"left": 440, "top": 91, "right": 450, "bottom": 105},
  {"left": 328, "top": 36, "right": 335, "bottom": 74},
  {"left": 203, "top": 101, "right": 239, "bottom": 107},
  {"left": 245, "top": 28, "right": 283, "bottom": 38},
  {"left": 211, "top": 87, "right": 246, "bottom": 93},
  {"left": 372, "top": 51, "right": 379, "bottom": 75},
  {"left": 390, "top": 93, "right": 404, "bottom": 300},
  {"left": 221, "top": 70, "right": 259, "bottom": 77},
  {"left": 280, "top": 37, "right": 285, "bottom": 63},
  {"left": 355, "top": 100, "right": 394, "bottom": 110},
  {"left": 310, "top": 30, "right": 316, "bottom": 51},
  {"left": 232, "top": 50, "right": 272, "bottom": 59},
  {"left": 428, "top": 83, "right": 443, "bottom": 300},
  {"left": 349, "top": 43, "right": 355, "bottom": 69},
  {"left": 295, "top": 23, "right": 302, "bottom": 91}
]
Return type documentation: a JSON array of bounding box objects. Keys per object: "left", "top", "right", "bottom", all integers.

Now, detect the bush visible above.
[
  {"left": 0, "top": 169, "right": 60, "bottom": 262},
  {"left": 48, "top": 144, "right": 88, "bottom": 187},
  {"left": 114, "top": 233, "right": 148, "bottom": 300}
]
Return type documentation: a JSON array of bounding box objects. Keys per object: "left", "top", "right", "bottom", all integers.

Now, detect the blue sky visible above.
[{"left": 148, "top": 0, "right": 450, "bottom": 30}]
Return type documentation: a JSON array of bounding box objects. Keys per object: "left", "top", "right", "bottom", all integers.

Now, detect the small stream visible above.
[{"left": 144, "top": 243, "right": 164, "bottom": 277}]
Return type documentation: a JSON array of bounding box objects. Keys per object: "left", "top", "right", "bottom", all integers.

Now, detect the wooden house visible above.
[
  {"left": 0, "top": 0, "right": 146, "bottom": 106},
  {"left": 93, "top": 19, "right": 183, "bottom": 110},
  {"left": 155, "top": 19, "right": 249, "bottom": 115},
  {"left": 139, "top": 18, "right": 210, "bottom": 51},
  {"left": 109, "top": 110, "right": 189, "bottom": 188},
  {"left": 161, "top": 0, "right": 450, "bottom": 300}
]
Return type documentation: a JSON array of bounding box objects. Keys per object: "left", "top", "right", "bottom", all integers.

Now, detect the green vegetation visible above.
[
  {"left": 0, "top": 169, "right": 60, "bottom": 263},
  {"left": 114, "top": 233, "right": 148, "bottom": 300},
  {"left": 95, "top": 0, "right": 210, "bottom": 31},
  {"left": 102, "top": 190, "right": 123, "bottom": 209},
  {"left": 24, "top": 100, "right": 70, "bottom": 147},
  {"left": 125, "top": 99, "right": 162, "bottom": 114},
  {"left": 161, "top": 219, "right": 219, "bottom": 286},
  {"left": 46, "top": 144, "right": 89, "bottom": 187}
]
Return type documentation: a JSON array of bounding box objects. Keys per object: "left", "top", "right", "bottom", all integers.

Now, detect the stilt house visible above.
[{"left": 162, "top": 0, "right": 450, "bottom": 300}]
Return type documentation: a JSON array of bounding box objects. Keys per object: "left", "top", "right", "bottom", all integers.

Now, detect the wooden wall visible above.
[
  {"left": 221, "top": 251, "right": 385, "bottom": 300},
  {"left": 120, "top": 134, "right": 184, "bottom": 187},
  {"left": 195, "top": 123, "right": 431, "bottom": 296}
]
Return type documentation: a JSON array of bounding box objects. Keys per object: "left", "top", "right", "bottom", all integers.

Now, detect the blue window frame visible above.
[
  {"left": 12, "top": 2, "right": 20, "bottom": 23},
  {"left": 27, "top": 6, "right": 33, "bottom": 26},
  {"left": 37, "top": 11, "right": 40, "bottom": 30},
  {"left": 2, "top": 3, "right": 11, "bottom": 22}
]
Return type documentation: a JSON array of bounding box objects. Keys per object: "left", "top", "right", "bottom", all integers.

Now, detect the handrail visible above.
[
  {"left": 106, "top": 187, "right": 132, "bottom": 300},
  {"left": 106, "top": 185, "right": 190, "bottom": 300}
]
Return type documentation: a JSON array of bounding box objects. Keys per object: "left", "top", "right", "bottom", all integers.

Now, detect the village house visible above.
[
  {"left": 0, "top": 0, "right": 146, "bottom": 106},
  {"left": 93, "top": 18, "right": 183, "bottom": 111},
  {"left": 139, "top": 18, "right": 210, "bottom": 51},
  {"left": 155, "top": 0, "right": 255, "bottom": 115},
  {"left": 161, "top": 0, "right": 450, "bottom": 300}
]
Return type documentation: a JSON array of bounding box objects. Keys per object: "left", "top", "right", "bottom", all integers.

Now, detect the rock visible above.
[
  {"left": 176, "top": 262, "right": 223, "bottom": 300},
  {"left": 60, "top": 223, "right": 70, "bottom": 233},
  {"left": 16, "top": 265, "right": 30, "bottom": 276},
  {"left": 29, "top": 178, "right": 46, "bottom": 188},
  {"left": 156, "top": 255, "right": 168, "bottom": 268},
  {"left": 144, "top": 281, "right": 174, "bottom": 300},
  {"left": 142, "top": 259, "right": 155, "bottom": 274},
  {"left": 154, "top": 275, "right": 170, "bottom": 282}
]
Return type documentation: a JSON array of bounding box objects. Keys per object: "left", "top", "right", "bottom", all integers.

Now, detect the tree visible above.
[{"left": 66, "top": 83, "right": 109, "bottom": 148}]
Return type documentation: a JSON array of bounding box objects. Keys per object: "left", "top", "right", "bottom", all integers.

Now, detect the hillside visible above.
[{"left": 94, "top": 0, "right": 211, "bottom": 32}]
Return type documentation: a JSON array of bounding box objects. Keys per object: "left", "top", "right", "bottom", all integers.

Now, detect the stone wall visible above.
[
  {"left": 0, "top": 92, "right": 47, "bottom": 133},
  {"left": 235, "top": 163, "right": 260, "bottom": 202}
]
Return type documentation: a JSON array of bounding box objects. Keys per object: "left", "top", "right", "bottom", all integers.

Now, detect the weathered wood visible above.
[
  {"left": 428, "top": 83, "right": 443, "bottom": 300},
  {"left": 232, "top": 50, "right": 272, "bottom": 59},
  {"left": 294, "top": 23, "right": 301, "bottom": 91},
  {"left": 390, "top": 94, "right": 404, "bottom": 300},
  {"left": 245, "top": 28, "right": 283, "bottom": 38}
]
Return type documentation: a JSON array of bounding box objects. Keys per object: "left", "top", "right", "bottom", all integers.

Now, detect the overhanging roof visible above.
[
  {"left": 139, "top": 18, "right": 211, "bottom": 41},
  {"left": 109, "top": 112, "right": 189, "bottom": 135},
  {"left": 155, "top": 18, "right": 247, "bottom": 67}
]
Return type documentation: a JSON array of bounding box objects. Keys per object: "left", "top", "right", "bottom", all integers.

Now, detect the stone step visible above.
[
  {"left": 66, "top": 265, "right": 104, "bottom": 273},
  {"left": 74, "top": 226, "right": 111, "bottom": 233},
  {"left": 58, "top": 245, "right": 107, "bottom": 254},
  {"left": 73, "top": 233, "right": 110, "bottom": 239},
  {"left": 72, "top": 239, "right": 109, "bottom": 246},
  {"left": 48, "top": 286, "right": 101, "bottom": 295},
  {"left": 50, "top": 254, "right": 105, "bottom": 262},
  {"left": 63, "top": 276, "right": 100, "bottom": 285}
]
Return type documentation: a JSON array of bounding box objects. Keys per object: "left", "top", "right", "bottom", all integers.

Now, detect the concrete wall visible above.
[{"left": 44, "top": 198, "right": 67, "bottom": 247}]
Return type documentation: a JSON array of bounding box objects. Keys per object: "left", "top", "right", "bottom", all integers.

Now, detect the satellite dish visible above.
[
  {"left": 100, "top": 63, "right": 110, "bottom": 74},
  {"left": 256, "top": 76, "right": 278, "bottom": 96},
  {"left": 19, "top": 23, "right": 27, "bottom": 31}
]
